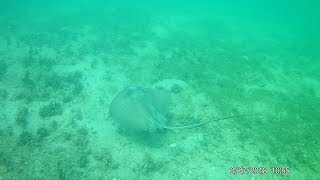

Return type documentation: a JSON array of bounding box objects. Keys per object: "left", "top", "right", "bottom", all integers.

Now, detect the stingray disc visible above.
[{"left": 110, "top": 85, "right": 170, "bottom": 132}]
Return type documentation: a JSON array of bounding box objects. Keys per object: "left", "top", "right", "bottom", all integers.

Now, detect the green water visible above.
[{"left": 0, "top": 0, "right": 319, "bottom": 179}]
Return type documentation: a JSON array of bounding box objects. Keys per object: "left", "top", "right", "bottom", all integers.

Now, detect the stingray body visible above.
[
  {"left": 110, "top": 85, "right": 261, "bottom": 132},
  {"left": 110, "top": 85, "right": 171, "bottom": 132}
]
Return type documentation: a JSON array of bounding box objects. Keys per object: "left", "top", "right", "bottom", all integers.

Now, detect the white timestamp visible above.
[{"left": 230, "top": 166, "right": 290, "bottom": 175}]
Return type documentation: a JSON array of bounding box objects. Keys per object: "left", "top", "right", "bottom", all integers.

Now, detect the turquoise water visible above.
[{"left": 0, "top": 0, "right": 319, "bottom": 179}]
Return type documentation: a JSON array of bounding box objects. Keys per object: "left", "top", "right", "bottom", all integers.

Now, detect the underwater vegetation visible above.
[
  {"left": 13, "top": 68, "right": 83, "bottom": 103},
  {"left": 39, "top": 102, "right": 63, "bottom": 118}
]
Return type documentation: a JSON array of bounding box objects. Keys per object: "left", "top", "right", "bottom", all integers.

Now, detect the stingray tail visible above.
[{"left": 163, "top": 114, "right": 262, "bottom": 130}]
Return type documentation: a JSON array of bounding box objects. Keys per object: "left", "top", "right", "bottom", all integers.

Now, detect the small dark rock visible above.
[
  {"left": 64, "top": 133, "right": 72, "bottom": 141},
  {"left": 0, "top": 89, "right": 8, "bottom": 101},
  {"left": 77, "top": 127, "right": 88, "bottom": 136},
  {"left": 62, "top": 95, "right": 73, "bottom": 103},
  {"left": 18, "top": 131, "right": 33, "bottom": 146},
  {"left": 16, "top": 107, "right": 29, "bottom": 127},
  {"left": 22, "top": 71, "right": 35, "bottom": 88},
  {"left": 139, "top": 153, "right": 163, "bottom": 174},
  {"left": 66, "top": 71, "right": 83, "bottom": 84},
  {"left": 72, "top": 83, "right": 83, "bottom": 95},
  {"left": 78, "top": 154, "right": 89, "bottom": 168},
  {"left": 44, "top": 73, "right": 64, "bottom": 90},
  {"left": 36, "top": 127, "right": 49, "bottom": 141},
  {"left": 51, "top": 120, "right": 59, "bottom": 130},
  {"left": 74, "top": 134, "right": 89, "bottom": 148},
  {"left": 0, "top": 62, "right": 7, "bottom": 79},
  {"left": 171, "top": 84, "right": 183, "bottom": 94},
  {"left": 39, "top": 102, "right": 63, "bottom": 118}
]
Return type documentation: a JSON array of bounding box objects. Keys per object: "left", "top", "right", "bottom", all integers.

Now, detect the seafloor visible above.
[{"left": 0, "top": 6, "right": 319, "bottom": 179}]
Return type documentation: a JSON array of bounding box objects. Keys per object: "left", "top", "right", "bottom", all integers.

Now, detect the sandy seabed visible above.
[{"left": 0, "top": 8, "right": 319, "bottom": 179}]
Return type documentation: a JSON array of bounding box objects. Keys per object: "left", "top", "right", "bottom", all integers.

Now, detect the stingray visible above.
[{"left": 109, "top": 85, "right": 260, "bottom": 132}]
